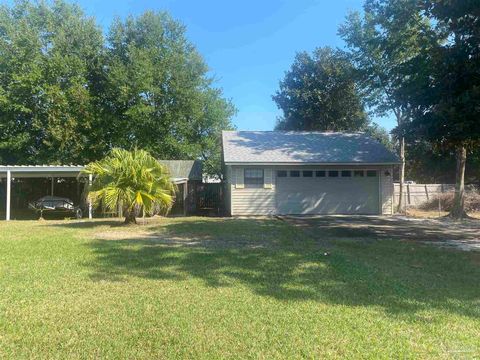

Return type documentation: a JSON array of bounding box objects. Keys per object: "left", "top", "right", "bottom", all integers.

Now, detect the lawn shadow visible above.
[
  {"left": 51, "top": 219, "right": 126, "bottom": 229},
  {"left": 84, "top": 218, "right": 480, "bottom": 320}
]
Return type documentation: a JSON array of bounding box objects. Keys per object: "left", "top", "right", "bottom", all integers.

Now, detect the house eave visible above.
[{"left": 223, "top": 161, "right": 401, "bottom": 166}]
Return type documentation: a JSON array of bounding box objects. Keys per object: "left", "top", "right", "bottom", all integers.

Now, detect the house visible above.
[
  {"left": 158, "top": 160, "right": 203, "bottom": 215},
  {"left": 222, "top": 131, "right": 400, "bottom": 216}
]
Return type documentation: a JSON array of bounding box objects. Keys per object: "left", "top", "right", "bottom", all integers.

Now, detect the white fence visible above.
[{"left": 393, "top": 183, "right": 455, "bottom": 207}]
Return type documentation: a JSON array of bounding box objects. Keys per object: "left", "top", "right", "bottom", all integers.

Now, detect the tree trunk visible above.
[
  {"left": 449, "top": 145, "right": 467, "bottom": 219},
  {"left": 396, "top": 137, "right": 406, "bottom": 213},
  {"left": 124, "top": 210, "right": 137, "bottom": 224}
]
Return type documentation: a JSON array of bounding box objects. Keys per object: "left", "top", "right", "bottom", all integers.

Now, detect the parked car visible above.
[{"left": 29, "top": 196, "right": 83, "bottom": 219}]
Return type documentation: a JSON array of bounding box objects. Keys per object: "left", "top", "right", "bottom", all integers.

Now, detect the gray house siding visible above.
[{"left": 226, "top": 165, "right": 394, "bottom": 216}]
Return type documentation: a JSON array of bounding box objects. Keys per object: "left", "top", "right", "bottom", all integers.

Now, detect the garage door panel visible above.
[{"left": 276, "top": 176, "right": 379, "bottom": 215}]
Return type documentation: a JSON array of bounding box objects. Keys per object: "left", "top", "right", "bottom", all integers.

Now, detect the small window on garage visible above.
[
  {"left": 290, "top": 170, "right": 300, "bottom": 177},
  {"left": 277, "top": 170, "right": 287, "bottom": 177},
  {"left": 366, "top": 170, "right": 377, "bottom": 177},
  {"left": 328, "top": 170, "right": 339, "bottom": 177},
  {"left": 244, "top": 168, "right": 264, "bottom": 188},
  {"left": 316, "top": 170, "right": 326, "bottom": 177},
  {"left": 354, "top": 170, "right": 364, "bottom": 177},
  {"left": 303, "top": 170, "right": 313, "bottom": 177},
  {"left": 341, "top": 170, "right": 352, "bottom": 177}
]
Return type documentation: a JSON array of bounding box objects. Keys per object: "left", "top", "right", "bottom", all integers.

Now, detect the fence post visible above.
[
  {"left": 88, "top": 174, "right": 93, "bottom": 220},
  {"left": 407, "top": 184, "right": 411, "bottom": 206}
]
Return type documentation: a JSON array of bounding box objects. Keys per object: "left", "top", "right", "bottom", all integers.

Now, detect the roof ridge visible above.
[{"left": 223, "top": 130, "right": 368, "bottom": 135}]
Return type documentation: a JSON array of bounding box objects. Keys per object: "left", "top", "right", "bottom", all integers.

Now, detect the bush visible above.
[{"left": 419, "top": 190, "right": 480, "bottom": 212}]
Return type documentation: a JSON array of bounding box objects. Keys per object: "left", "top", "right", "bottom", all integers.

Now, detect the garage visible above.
[
  {"left": 222, "top": 131, "right": 399, "bottom": 216},
  {"left": 275, "top": 169, "right": 380, "bottom": 215}
]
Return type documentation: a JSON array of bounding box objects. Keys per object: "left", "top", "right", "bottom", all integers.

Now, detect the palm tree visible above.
[{"left": 83, "top": 148, "right": 176, "bottom": 224}]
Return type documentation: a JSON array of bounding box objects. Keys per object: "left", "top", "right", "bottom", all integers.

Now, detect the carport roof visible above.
[
  {"left": 0, "top": 164, "right": 193, "bottom": 182},
  {"left": 222, "top": 131, "right": 400, "bottom": 165},
  {"left": 0, "top": 165, "right": 85, "bottom": 177}
]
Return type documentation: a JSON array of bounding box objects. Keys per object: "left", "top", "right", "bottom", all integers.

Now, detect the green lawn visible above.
[{"left": 0, "top": 217, "right": 479, "bottom": 359}]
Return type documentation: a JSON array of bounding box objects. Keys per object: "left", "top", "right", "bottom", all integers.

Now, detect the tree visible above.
[
  {"left": 103, "top": 12, "right": 235, "bottom": 177},
  {"left": 0, "top": 1, "right": 235, "bottom": 177},
  {"left": 364, "top": 122, "right": 394, "bottom": 152},
  {"left": 273, "top": 47, "right": 369, "bottom": 131},
  {"left": 83, "top": 148, "right": 175, "bottom": 224},
  {"left": 338, "top": 0, "right": 432, "bottom": 212},
  {"left": 398, "top": 0, "right": 480, "bottom": 218},
  {"left": 0, "top": 0, "right": 106, "bottom": 165}
]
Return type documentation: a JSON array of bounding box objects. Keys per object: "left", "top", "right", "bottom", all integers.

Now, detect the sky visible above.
[{"left": 60, "top": 0, "right": 397, "bottom": 132}]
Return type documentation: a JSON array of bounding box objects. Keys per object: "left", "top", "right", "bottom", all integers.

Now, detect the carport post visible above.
[
  {"left": 88, "top": 174, "right": 93, "bottom": 219},
  {"left": 6, "top": 170, "right": 11, "bottom": 221},
  {"left": 183, "top": 181, "right": 188, "bottom": 216}
]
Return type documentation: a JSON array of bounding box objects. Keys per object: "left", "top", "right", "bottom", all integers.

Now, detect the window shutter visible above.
[
  {"left": 235, "top": 168, "right": 244, "bottom": 189},
  {"left": 264, "top": 168, "right": 273, "bottom": 189}
]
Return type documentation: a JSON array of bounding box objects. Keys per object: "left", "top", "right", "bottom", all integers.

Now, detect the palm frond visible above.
[{"left": 82, "top": 148, "right": 176, "bottom": 221}]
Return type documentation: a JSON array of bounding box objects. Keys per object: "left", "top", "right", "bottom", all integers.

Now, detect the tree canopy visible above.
[
  {"left": 273, "top": 47, "right": 369, "bottom": 132},
  {"left": 0, "top": 1, "right": 234, "bottom": 176}
]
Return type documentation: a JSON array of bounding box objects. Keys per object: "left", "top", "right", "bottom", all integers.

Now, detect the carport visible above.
[
  {"left": 0, "top": 165, "right": 91, "bottom": 221},
  {"left": 0, "top": 164, "right": 194, "bottom": 220}
]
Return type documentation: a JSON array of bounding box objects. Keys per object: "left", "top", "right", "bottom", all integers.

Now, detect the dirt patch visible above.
[
  {"left": 282, "top": 215, "right": 480, "bottom": 252},
  {"left": 95, "top": 229, "right": 154, "bottom": 240},
  {"left": 94, "top": 227, "right": 281, "bottom": 250},
  {"left": 406, "top": 208, "right": 480, "bottom": 220}
]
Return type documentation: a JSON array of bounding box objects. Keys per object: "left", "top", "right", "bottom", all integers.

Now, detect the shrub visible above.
[{"left": 419, "top": 189, "right": 480, "bottom": 212}]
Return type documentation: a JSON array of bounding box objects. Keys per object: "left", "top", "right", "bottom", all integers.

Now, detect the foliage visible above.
[
  {"left": 405, "top": 141, "right": 480, "bottom": 183},
  {"left": 104, "top": 12, "right": 236, "bottom": 176},
  {"left": 363, "top": 122, "right": 394, "bottom": 151},
  {"left": 0, "top": 0, "right": 105, "bottom": 165},
  {"left": 419, "top": 190, "right": 480, "bottom": 213},
  {"left": 338, "top": 0, "right": 431, "bottom": 124},
  {"left": 398, "top": 0, "right": 480, "bottom": 151},
  {"left": 0, "top": 1, "right": 234, "bottom": 176},
  {"left": 273, "top": 47, "right": 369, "bottom": 131},
  {"left": 83, "top": 148, "right": 175, "bottom": 223}
]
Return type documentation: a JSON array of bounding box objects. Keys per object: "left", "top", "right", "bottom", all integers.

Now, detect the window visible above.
[
  {"left": 354, "top": 170, "right": 364, "bottom": 177},
  {"left": 316, "top": 170, "right": 326, "bottom": 177},
  {"left": 341, "top": 170, "right": 352, "bottom": 177},
  {"left": 366, "top": 170, "right": 377, "bottom": 177},
  {"left": 328, "top": 170, "right": 339, "bottom": 177},
  {"left": 244, "top": 168, "right": 264, "bottom": 188},
  {"left": 290, "top": 170, "right": 300, "bottom": 177},
  {"left": 277, "top": 170, "right": 287, "bottom": 178},
  {"left": 303, "top": 170, "right": 313, "bottom": 177}
]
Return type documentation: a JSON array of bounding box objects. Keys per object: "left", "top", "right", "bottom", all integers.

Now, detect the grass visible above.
[{"left": 0, "top": 217, "right": 479, "bottom": 359}]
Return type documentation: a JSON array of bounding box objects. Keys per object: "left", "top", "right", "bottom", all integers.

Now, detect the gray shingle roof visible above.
[
  {"left": 157, "top": 160, "right": 203, "bottom": 180},
  {"left": 222, "top": 131, "right": 399, "bottom": 164}
]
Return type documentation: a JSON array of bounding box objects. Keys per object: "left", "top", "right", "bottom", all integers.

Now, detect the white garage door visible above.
[{"left": 276, "top": 169, "right": 379, "bottom": 215}]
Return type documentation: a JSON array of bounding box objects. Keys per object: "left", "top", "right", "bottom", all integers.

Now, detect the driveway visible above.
[{"left": 282, "top": 215, "right": 480, "bottom": 251}]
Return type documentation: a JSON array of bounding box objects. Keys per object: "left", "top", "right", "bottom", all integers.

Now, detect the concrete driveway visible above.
[{"left": 282, "top": 215, "right": 480, "bottom": 251}]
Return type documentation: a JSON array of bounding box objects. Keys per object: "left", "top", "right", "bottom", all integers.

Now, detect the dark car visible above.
[{"left": 29, "top": 196, "right": 83, "bottom": 219}]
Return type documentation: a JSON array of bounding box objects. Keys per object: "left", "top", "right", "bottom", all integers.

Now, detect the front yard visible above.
[{"left": 0, "top": 217, "right": 479, "bottom": 358}]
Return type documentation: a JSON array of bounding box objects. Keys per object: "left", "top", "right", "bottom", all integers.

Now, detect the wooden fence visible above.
[{"left": 394, "top": 183, "right": 455, "bottom": 207}]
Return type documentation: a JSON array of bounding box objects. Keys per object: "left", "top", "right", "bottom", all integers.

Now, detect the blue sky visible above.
[{"left": 71, "top": 0, "right": 396, "bottom": 131}]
